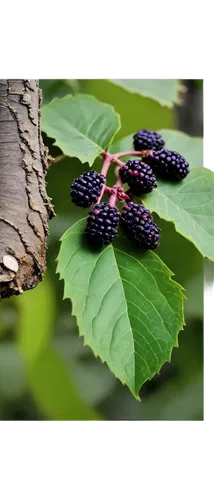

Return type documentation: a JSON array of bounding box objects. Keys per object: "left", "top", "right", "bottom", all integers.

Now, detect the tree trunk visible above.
[{"left": 0, "top": 79, "right": 54, "bottom": 299}]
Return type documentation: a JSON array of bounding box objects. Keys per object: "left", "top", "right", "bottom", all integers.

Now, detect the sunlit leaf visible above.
[
  {"left": 144, "top": 168, "right": 214, "bottom": 261},
  {"left": 41, "top": 94, "right": 120, "bottom": 165},
  {"left": 108, "top": 79, "right": 182, "bottom": 108}
]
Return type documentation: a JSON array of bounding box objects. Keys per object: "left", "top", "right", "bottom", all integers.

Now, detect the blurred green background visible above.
[{"left": 0, "top": 79, "right": 203, "bottom": 420}]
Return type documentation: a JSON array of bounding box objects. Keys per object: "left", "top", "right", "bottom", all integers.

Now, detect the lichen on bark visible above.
[{"left": 0, "top": 79, "right": 54, "bottom": 298}]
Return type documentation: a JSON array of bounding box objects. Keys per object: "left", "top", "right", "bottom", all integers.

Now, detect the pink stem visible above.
[
  {"left": 124, "top": 193, "right": 132, "bottom": 202},
  {"left": 96, "top": 155, "right": 112, "bottom": 203},
  {"left": 100, "top": 155, "right": 111, "bottom": 177},
  {"left": 104, "top": 186, "right": 112, "bottom": 195},
  {"left": 108, "top": 175, "right": 123, "bottom": 207},
  {"left": 98, "top": 149, "right": 150, "bottom": 206},
  {"left": 96, "top": 184, "right": 105, "bottom": 203},
  {"left": 114, "top": 150, "right": 143, "bottom": 158},
  {"left": 112, "top": 158, "right": 125, "bottom": 168}
]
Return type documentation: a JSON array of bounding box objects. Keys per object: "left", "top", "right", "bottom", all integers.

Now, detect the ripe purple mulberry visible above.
[
  {"left": 85, "top": 202, "right": 120, "bottom": 246},
  {"left": 70, "top": 170, "right": 106, "bottom": 208},
  {"left": 133, "top": 129, "right": 165, "bottom": 152},
  {"left": 119, "top": 159, "right": 157, "bottom": 194},
  {"left": 120, "top": 201, "right": 160, "bottom": 250},
  {"left": 145, "top": 149, "right": 190, "bottom": 181}
]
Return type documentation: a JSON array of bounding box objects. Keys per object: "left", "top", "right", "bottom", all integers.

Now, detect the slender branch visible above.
[
  {"left": 54, "top": 154, "right": 66, "bottom": 164},
  {"left": 112, "top": 158, "right": 125, "bottom": 168},
  {"left": 104, "top": 186, "right": 112, "bottom": 196},
  {"left": 114, "top": 150, "right": 143, "bottom": 158},
  {"left": 108, "top": 175, "right": 123, "bottom": 207},
  {"left": 96, "top": 155, "right": 112, "bottom": 203},
  {"left": 100, "top": 155, "right": 111, "bottom": 177},
  {"left": 99, "top": 151, "right": 138, "bottom": 206}
]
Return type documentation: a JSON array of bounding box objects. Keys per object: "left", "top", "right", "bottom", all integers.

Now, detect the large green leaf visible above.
[
  {"left": 41, "top": 94, "right": 120, "bottom": 166},
  {"left": 111, "top": 129, "right": 203, "bottom": 167},
  {"left": 57, "top": 219, "right": 185, "bottom": 399},
  {"left": 39, "top": 79, "right": 77, "bottom": 105},
  {"left": 80, "top": 80, "right": 173, "bottom": 138},
  {"left": 144, "top": 168, "right": 214, "bottom": 261},
  {"left": 108, "top": 79, "right": 182, "bottom": 108}
]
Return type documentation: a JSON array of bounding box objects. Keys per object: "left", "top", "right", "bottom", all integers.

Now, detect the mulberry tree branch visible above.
[{"left": 0, "top": 79, "right": 55, "bottom": 299}]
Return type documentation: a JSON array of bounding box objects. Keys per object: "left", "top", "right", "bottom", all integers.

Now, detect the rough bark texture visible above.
[{"left": 0, "top": 79, "right": 54, "bottom": 299}]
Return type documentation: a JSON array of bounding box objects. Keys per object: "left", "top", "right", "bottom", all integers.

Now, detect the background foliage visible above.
[{"left": 0, "top": 79, "right": 203, "bottom": 420}]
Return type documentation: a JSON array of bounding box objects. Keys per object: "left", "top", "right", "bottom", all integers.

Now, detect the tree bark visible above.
[{"left": 0, "top": 79, "right": 54, "bottom": 299}]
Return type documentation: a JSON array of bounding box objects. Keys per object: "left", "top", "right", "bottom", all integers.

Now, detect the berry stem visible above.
[
  {"left": 100, "top": 155, "right": 111, "bottom": 177},
  {"left": 96, "top": 183, "right": 106, "bottom": 204},
  {"left": 54, "top": 154, "right": 67, "bottom": 163},
  {"left": 98, "top": 149, "right": 153, "bottom": 206},
  {"left": 104, "top": 186, "right": 112, "bottom": 195},
  {"left": 96, "top": 154, "right": 112, "bottom": 203},
  {"left": 112, "top": 158, "right": 125, "bottom": 168},
  {"left": 108, "top": 175, "right": 123, "bottom": 207},
  {"left": 114, "top": 151, "right": 143, "bottom": 158}
]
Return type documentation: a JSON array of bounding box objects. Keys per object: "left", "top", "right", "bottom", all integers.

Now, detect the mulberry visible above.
[
  {"left": 145, "top": 149, "right": 190, "bottom": 181},
  {"left": 70, "top": 170, "right": 105, "bottom": 208},
  {"left": 85, "top": 202, "right": 120, "bottom": 246},
  {"left": 119, "top": 159, "right": 157, "bottom": 194},
  {"left": 133, "top": 129, "right": 165, "bottom": 152},
  {"left": 120, "top": 201, "right": 160, "bottom": 249}
]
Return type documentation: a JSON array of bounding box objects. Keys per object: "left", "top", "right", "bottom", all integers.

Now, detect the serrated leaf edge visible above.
[
  {"left": 143, "top": 168, "right": 214, "bottom": 262},
  {"left": 41, "top": 93, "right": 121, "bottom": 166},
  {"left": 107, "top": 79, "right": 181, "bottom": 108},
  {"left": 56, "top": 219, "right": 185, "bottom": 400}
]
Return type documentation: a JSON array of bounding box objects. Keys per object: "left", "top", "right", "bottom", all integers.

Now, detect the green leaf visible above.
[
  {"left": 144, "top": 168, "right": 214, "bottom": 261},
  {"left": 108, "top": 79, "right": 182, "bottom": 108},
  {"left": 41, "top": 94, "right": 120, "bottom": 166},
  {"left": 81, "top": 80, "right": 173, "bottom": 137},
  {"left": 57, "top": 219, "right": 185, "bottom": 399},
  {"left": 39, "top": 79, "right": 76, "bottom": 105},
  {"left": 111, "top": 129, "right": 203, "bottom": 167}
]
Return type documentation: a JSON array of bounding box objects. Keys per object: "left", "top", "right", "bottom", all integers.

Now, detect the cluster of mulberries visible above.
[
  {"left": 119, "top": 129, "right": 190, "bottom": 193},
  {"left": 117, "top": 129, "right": 190, "bottom": 247},
  {"left": 70, "top": 169, "right": 119, "bottom": 246},
  {"left": 69, "top": 130, "right": 190, "bottom": 250}
]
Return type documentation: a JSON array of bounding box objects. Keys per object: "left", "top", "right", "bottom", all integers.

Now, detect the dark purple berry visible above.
[
  {"left": 145, "top": 149, "right": 190, "bottom": 181},
  {"left": 133, "top": 129, "right": 165, "bottom": 152},
  {"left": 85, "top": 202, "right": 120, "bottom": 246},
  {"left": 70, "top": 170, "right": 106, "bottom": 208},
  {"left": 120, "top": 201, "right": 160, "bottom": 250},
  {"left": 119, "top": 159, "right": 157, "bottom": 194}
]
